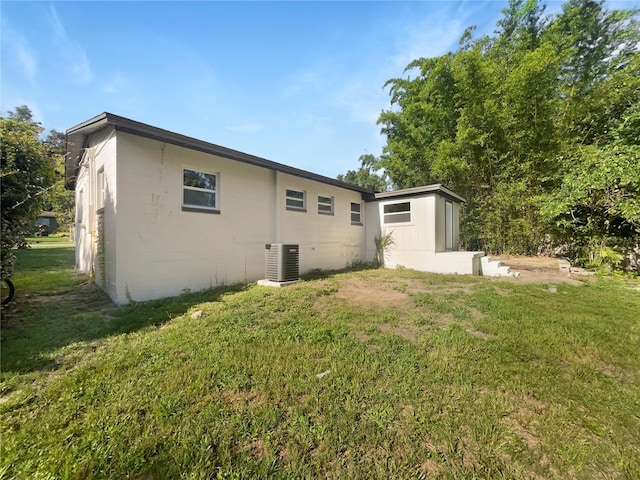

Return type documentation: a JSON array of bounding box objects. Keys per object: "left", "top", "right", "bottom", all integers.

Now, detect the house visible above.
[{"left": 66, "top": 113, "right": 486, "bottom": 305}]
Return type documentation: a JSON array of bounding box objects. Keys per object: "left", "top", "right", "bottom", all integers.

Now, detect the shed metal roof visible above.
[{"left": 374, "top": 184, "right": 466, "bottom": 203}]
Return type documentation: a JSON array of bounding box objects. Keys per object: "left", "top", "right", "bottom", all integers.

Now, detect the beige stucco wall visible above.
[
  {"left": 74, "top": 127, "right": 118, "bottom": 299},
  {"left": 75, "top": 129, "right": 468, "bottom": 304},
  {"left": 276, "top": 172, "right": 367, "bottom": 272},
  {"left": 112, "top": 133, "right": 275, "bottom": 303},
  {"left": 78, "top": 132, "right": 368, "bottom": 303},
  {"left": 367, "top": 194, "right": 462, "bottom": 272}
]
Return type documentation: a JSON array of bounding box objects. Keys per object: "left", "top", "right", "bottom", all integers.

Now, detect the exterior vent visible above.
[{"left": 265, "top": 244, "right": 299, "bottom": 282}]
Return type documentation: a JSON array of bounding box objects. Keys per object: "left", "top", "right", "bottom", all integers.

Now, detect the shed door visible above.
[{"left": 445, "top": 201, "right": 453, "bottom": 251}]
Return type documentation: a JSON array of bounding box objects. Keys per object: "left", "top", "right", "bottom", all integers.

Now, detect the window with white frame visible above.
[
  {"left": 286, "top": 188, "right": 306, "bottom": 211},
  {"left": 383, "top": 201, "right": 411, "bottom": 224},
  {"left": 317, "top": 195, "right": 334, "bottom": 215},
  {"left": 96, "top": 167, "right": 105, "bottom": 210},
  {"left": 183, "top": 168, "right": 218, "bottom": 212},
  {"left": 350, "top": 202, "right": 362, "bottom": 225}
]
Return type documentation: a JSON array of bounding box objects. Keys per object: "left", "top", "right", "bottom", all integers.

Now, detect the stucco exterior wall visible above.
[
  {"left": 276, "top": 172, "right": 367, "bottom": 272},
  {"left": 364, "top": 202, "right": 381, "bottom": 263},
  {"left": 112, "top": 134, "right": 274, "bottom": 303},
  {"left": 378, "top": 196, "right": 435, "bottom": 268},
  {"left": 86, "top": 133, "right": 369, "bottom": 303},
  {"left": 368, "top": 194, "right": 463, "bottom": 272},
  {"left": 74, "top": 128, "right": 470, "bottom": 304},
  {"left": 74, "top": 128, "right": 118, "bottom": 299}
]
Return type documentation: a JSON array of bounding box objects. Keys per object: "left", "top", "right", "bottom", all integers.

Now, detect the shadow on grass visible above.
[
  {"left": 301, "top": 263, "right": 375, "bottom": 281},
  {"left": 0, "top": 280, "right": 246, "bottom": 376}
]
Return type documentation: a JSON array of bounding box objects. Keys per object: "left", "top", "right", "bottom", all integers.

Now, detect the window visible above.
[
  {"left": 350, "top": 202, "right": 362, "bottom": 225},
  {"left": 77, "top": 189, "right": 84, "bottom": 225},
  {"left": 183, "top": 168, "right": 218, "bottom": 212},
  {"left": 445, "top": 201, "right": 453, "bottom": 250},
  {"left": 318, "top": 195, "right": 334, "bottom": 215},
  {"left": 97, "top": 167, "right": 105, "bottom": 211},
  {"left": 383, "top": 201, "right": 411, "bottom": 224},
  {"left": 286, "top": 188, "right": 306, "bottom": 211}
]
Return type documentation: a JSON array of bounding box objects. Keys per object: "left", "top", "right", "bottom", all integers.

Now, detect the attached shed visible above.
[
  {"left": 365, "top": 186, "right": 483, "bottom": 275},
  {"left": 66, "top": 113, "right": 482, "bottom": 304}
]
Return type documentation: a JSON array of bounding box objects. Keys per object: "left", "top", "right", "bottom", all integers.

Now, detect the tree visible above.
[
  {"left": 337, "top": 154, "right": 390, "bottom": 192},
  {"left": 376, "top": 0, "right": 639, "bottom": 261},
  {"left": 43, "top": 129, "right": 75, "bottom": 230},
  {"left": 1, "top": 108, "right": 56, "bottom": 280}
]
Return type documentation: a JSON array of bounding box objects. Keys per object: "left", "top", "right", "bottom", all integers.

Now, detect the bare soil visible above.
[{"left": 491, "top": 255, "right": 588, "bottom": 285}]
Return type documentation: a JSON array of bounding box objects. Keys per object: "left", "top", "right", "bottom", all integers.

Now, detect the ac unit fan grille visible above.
[{"left": 265, "top": 244, "right": 299, "bottom": 282}]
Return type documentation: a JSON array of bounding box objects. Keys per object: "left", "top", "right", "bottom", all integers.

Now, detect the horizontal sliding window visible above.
[
  {"left": 286, "top": 188, "right": 306, "bottom": 211},
  {"left": 183, "top": 169, "right": 218, "bottom": 212},
  {"left": 318, "top": 195, "right": 334, "bottom": 215},
  {"left": 383, "top": 201, "right": 411, "bottom": 224}
]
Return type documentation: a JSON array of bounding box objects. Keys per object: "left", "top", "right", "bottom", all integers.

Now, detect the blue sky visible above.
[{"left": 1, "top": 1, "right": 635, "bottom": 178}]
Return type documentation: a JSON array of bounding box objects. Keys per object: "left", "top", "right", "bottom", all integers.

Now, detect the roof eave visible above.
[
  {"left": 64, "top": 112, "right": 373, "bottom": 195},
  {"left": 373, "top": 184, "right": 466, "bottom": 203}
]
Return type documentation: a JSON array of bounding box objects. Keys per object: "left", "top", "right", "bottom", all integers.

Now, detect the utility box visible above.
[{"left": 265, "top": 244, "right": 299, "bottom": 282}]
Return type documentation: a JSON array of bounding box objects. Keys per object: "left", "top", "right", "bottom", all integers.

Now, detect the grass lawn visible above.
[{"left": 1, "top": 239, "right": 639, "bottom": 479}]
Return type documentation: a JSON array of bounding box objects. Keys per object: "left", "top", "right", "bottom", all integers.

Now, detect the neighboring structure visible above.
[
  {"left": 66, "top": 113, "right": 481, "bottom": 304},
  {"left": 33, "top": 211, "right": 58, "bottom": 235}
]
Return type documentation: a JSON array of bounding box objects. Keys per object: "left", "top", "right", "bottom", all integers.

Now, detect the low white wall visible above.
[{"left": 385, "top": 251, "right": 484, "bottom": 275}]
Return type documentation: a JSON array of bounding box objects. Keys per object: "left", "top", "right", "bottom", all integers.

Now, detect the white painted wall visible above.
[
  {"left": 74, "top": 127, "right": 118, "bottom": 299},
  {"left": 276, "top": 172, "right": 367, "bottom": 272},
  {"left": 366, "top": 194, "right": 465, "bottom": 273},
  {"left": 74, "top": 129, "right": 470, "bottom": 304},
  {"left": 111, "top": 134, "right": 274, "bottom": 303},
  {"left": 79, "top": 133, "right": 369, "bottom": 303}
]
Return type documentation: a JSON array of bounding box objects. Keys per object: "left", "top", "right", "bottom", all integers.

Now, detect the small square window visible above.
[
  {"left": 286, "top": 188, "right": 306, "bottom": 211},
  {"left": 351, "top": 202, "right": 362, "bottom": 225},
  {"left": 318, "top": 195, "right": 334, "bottom": 215},
  {"left": 183, "top": 168, "right": 219, "bottom": 213}
]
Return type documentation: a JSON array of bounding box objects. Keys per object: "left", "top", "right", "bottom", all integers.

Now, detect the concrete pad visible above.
[{"left": 257, "top": 279, "right": 301, "bottom": 288}]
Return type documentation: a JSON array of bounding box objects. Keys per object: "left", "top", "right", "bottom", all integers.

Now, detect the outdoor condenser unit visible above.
[{"left": 265, "top": 243, "right": 299, "bottom": 282}]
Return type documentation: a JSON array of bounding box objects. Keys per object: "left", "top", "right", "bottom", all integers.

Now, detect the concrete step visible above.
[{"left": 480, "top": 256, "right": 520, "bottom": 277}]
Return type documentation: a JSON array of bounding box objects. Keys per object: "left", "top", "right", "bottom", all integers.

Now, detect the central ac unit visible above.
[{"left": 265, "top": 243, "right": 299, "bottom": 282}]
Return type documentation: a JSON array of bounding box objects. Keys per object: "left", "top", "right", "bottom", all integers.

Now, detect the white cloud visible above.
[
  {"left": 391, "top": 16, "right": 464, "bottom": 71},
  {"left": 16, "top": 39, "right": 38, "bottom": 83},
  {"left": 1, "top": 26, "right": 38, "bottom": 84},
  {"left": 48, "top": 4, "right": 92, "bottom": 84}
]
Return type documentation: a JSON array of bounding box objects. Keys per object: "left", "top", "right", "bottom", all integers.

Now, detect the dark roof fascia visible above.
[
  {"left": 65, "top": 112, "right": 373, "bottom": 196},
  {"left": 372, "top": 184, "right": 466, "bottom": 204}
]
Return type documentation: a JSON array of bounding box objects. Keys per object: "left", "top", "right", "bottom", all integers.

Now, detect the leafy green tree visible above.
[
  {"left": 337, "top": 154, "right": 389, "bottom": 192},
  {"left": 1, "top": 108, "right": 56, "bottom": 279},
  {"left": 376, "top": 0, "right": 639, "bottom": 261},
  {"left": 43, "top": 129, "right": 75, "bottom": 231}
]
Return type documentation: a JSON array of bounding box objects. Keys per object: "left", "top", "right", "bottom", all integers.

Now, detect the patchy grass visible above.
[{"left": 1, "top": 243, "right": 639, "bottom": 479}]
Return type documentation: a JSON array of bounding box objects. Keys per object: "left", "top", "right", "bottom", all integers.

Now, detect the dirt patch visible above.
[
  {"left": 492, "top": 256, "right": 586, "bottom": 285},
  {"left": 335, "top": 276, "right": 412, "bottom": 309}
]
